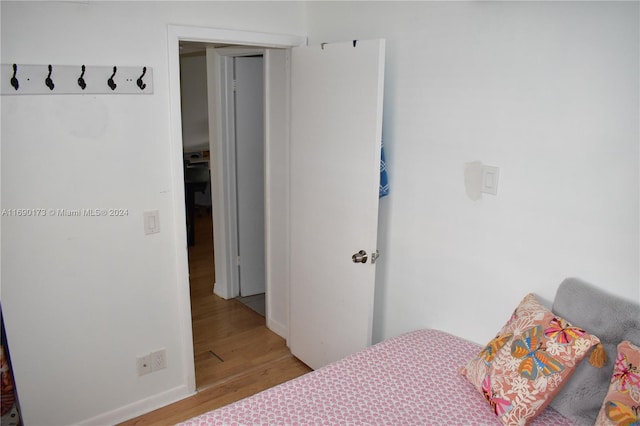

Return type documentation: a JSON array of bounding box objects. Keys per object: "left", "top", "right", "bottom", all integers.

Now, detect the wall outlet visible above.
[
  {"left": 137, "top": 354, "right": 152, "bottom": 376},
  {"left": 151, "top": 349, "right": 167, "bottom": 371}
]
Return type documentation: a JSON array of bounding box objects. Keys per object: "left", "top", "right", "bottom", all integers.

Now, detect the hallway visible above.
[{"left": 188, "top": 212, "right": 309, "bottom": 390}]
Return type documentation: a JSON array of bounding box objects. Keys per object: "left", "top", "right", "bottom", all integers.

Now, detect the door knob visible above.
[{"left": 352, "top": 250, "right": 368, "bottom": 264}]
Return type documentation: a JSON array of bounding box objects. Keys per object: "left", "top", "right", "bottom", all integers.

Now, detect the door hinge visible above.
[
  {"left": 236, "top": 255, "right": 241, "bottom": 266},
  {"left": 232, "top": 79, "right": 237, "bottom": 92}
]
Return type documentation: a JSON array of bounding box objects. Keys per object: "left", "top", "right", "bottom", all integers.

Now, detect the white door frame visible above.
[{"left": 167, "top": 25, "right": 305, "bottom": 393}]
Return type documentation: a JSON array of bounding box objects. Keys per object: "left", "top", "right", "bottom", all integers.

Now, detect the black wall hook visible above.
[
  {"left": 107, "top": 66, "right": 117, "bottom": 91},
  {"left": 45, "top": 64, "right": 55, "bottom": 91},
  {"left": 10, "top": 64, "right": 19, "bottom": 90},
  {"left": 136, "top": 66, "right": 147, "bottom": 90},
  {"left": 353, "top": 40, "right": 358, "bottom": 47},
  {"left": 78, "top": 65, "right": 87, "bottom": 90}
]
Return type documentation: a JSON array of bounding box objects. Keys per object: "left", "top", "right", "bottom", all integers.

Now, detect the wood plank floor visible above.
[{"left": 119, "top": 212, "right": 311, "bottom": 425}]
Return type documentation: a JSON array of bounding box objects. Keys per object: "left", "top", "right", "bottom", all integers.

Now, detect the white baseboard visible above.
[
  {"left": 267, "top": 317, "right": 287, "bottom": 340},
  {"left": 77, "top": 384, "right": 194, "bottom": 426}
]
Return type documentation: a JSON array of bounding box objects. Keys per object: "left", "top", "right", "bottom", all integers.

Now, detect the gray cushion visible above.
[{"left": 549, "top": 277, "right": 640, "bottom": 425}]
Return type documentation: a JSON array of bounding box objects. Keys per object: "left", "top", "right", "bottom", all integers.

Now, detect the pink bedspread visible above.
[{"left": 180, "top": 329, "right": 574, "bottom": 425}]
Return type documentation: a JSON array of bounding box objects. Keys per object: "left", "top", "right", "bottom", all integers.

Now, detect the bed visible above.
[{"left": 180, "top": 278, "right": 640, "bottom": 426}]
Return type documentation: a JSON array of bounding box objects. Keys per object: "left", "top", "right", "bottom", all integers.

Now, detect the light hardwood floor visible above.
[{"left": 119, "top": 212, "right": 311, "bottom": 425}]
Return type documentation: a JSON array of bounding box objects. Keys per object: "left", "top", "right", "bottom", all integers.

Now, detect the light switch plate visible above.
[
  {"left": 143, "top": 210, "right": 160, "bottom": 234},
  {"left": 481, "top": 165, "right": 499, "bottom": 195}
]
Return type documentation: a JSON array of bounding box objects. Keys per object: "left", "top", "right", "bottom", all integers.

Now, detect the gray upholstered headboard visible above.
[{"left": 549, "top": 277, "right": 640, "bottom": 425}]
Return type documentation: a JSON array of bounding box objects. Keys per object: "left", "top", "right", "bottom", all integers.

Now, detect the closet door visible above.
[
  {"left": 289, "top": 39, "right": 385, "bottom": 369},
  {"left": 234, "top": 56, "right": 266, "bottom": 297}
]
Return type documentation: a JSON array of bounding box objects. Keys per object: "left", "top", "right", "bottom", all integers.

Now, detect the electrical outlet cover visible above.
[
  {"left": 151, "top": 349, "right": 167, "bottom": 371},
  {"left": 137, "top": 354, "right": 152, "bottom": 376}
]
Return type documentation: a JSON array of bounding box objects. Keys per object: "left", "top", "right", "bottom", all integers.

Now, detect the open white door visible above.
[
  {"left": 235, "top": 56, "right": 266, "bottom": 297},
  {"left": 289, "top": 39, "right": 385, "bottom": 369}
]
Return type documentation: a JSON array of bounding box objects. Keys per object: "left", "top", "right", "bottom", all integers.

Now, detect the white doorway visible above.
[
  {"left": 170, "top": 27, "right": 385, "bottom": 392},
  {"left": 168, "top": 26, "right": 304, "bottom": 393},
  {"left": 178, "top": 48, "right": 266, "bottom": 300}
]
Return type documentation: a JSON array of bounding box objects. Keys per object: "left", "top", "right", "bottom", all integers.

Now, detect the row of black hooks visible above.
[{"left": 10, "top": 64, "right": 148, "bottom": 91}]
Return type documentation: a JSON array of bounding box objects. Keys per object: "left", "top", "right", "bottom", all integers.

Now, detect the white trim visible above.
[
  {"left": 215, "top": 46, "right": 266, "bottom": 57},
  {"left": 264, "top": 48, "right": 292, "bottom": 341},
  {"left": 167, "top": 24, "right": 305, "bottom": 397},
  {"left": 207, "top": 47, "right": 238, "bottom": 300},
  {"left": 170, "top": 25, "right": 306, "bottom": 49},
  {"left": 266, "top": 318, "right": 288, "bottom": 340},
  {"left": 77, "top": 384, "right": 194, "bottom": 426},
  {"left": 264, "top": 50, "right": 275, "bottom": 335},
  {"left": 167, "top": 24, "right": 197, "bottom": 396}
]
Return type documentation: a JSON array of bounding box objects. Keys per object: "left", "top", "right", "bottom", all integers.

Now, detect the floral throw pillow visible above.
[
  {"left": 460, "top": 293, "right": 601, "bottom": 425},
  {"left": 595, "top": 341, "right": 640, "bottom": 425}
]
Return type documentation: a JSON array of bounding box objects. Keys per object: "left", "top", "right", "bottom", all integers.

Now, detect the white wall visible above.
[
  {"left": 0, "top": 2, "right": 306, "bottom": 425},
  {"left": 180, "top": 54, "right": 209, "bottom": 152},
  {"left": 307, "top": 2, "right": 639, "bottom": 344},
  {"left": 2, "top": 1, "right": 638, "bottom": 423}
]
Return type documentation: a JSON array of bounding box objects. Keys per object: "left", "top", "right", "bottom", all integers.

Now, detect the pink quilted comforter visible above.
[{"left": 180, "top": 329, "right": 574, "bottom": 425}]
